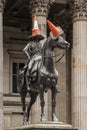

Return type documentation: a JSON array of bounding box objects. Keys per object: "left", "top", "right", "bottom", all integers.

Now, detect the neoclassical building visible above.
[{"left": 0, "top": 0, "right": 87, "bottom": 130}]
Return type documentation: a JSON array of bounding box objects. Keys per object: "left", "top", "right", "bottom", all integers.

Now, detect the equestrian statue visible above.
[{"left": 18, "top": 16, "right": 70, "bottom": 125}]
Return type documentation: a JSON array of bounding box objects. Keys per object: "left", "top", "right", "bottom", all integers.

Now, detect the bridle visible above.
[
  {"left": 42, "top": 50, "right": 66, "bottom": 63},
  {"left": 55, "top": 50, "right": 66, "bottom": 63}
]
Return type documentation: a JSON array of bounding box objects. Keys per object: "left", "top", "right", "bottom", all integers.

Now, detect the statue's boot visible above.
[{"left": 26, "top": 70, "right": 31, "bottom": 86}]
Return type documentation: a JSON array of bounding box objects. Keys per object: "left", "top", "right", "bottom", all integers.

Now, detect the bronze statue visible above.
[{"left": 18, "top": 16, "right": 70, "bottom": 125}]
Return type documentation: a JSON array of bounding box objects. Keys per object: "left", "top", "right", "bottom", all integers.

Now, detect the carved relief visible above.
[
  {"left": 73, "top": 0, "right": 87, "bottom": 20},
  {"left": 30, "top": 0, "right": 55, "bottom": 16},
  {"left": 0, "top": 0, "right": 6, "bottom": 12}
]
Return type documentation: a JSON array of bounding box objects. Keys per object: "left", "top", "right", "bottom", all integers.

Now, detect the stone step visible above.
[{"left": 7, "top": 122, "right": 77, "bottom": 130}]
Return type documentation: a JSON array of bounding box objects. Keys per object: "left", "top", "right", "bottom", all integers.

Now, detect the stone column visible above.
[
  {"left": 72, "top": 0, "right": 87, "bottom": 130},
  {"left": 30, "top": 0, "right": 55, "bottom": 45},
  {"left": 0, "top": 0, "right": 5, "bottom": 129},
  {"left": 29, "top": 0, "right": 54, "bottom": 123}
]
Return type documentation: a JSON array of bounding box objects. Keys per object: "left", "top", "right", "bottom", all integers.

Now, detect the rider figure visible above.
[
  {"left": 23, "top": 15, "right": 44, "bottom": 84},
  {"left": 23, "top": 39, "right": 42, "bottom": 61}
]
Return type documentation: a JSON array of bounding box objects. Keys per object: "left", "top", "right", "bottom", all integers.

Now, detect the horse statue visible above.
[{"left": 18, "top": 21, "right": 70, "bottom": 125}]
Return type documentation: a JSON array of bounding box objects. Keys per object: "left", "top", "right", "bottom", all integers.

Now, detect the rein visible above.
[
  {"left": 55, "top": 52, "right": 65, "bottom": 63},
  {"left": 42, "top": 50, "right": 66, "bottom": 63}
]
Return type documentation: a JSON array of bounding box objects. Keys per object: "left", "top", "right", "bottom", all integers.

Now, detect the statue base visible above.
[{"left": 7, "top": 122, "right": 77, "bottom": 130}]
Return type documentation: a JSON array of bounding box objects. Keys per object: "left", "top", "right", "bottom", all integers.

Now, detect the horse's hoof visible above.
[
  {"left": 52, "top": 114, "right": 58, "bottom": 122},
  {"left": 23, "top": 121, "right": 27, "bottom": 125},
  {"left": 27, "top": 120, "right": 31, "bottom": 124},
  {"left": 23, "top": 120, "right": 31, "bottom": 125},
  {"left": 41, "top": 114, "right": 47, "bottom": 122}
]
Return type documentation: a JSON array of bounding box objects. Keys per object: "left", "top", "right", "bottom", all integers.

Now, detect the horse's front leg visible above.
[
  {"left": 51, "top": 86, "right": 58, "bottom": 122},
  {"left": 39, "top": 84, "right": 46, "bottom": 122}
]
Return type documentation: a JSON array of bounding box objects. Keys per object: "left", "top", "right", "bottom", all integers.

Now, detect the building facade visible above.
[{"left": 0, "top": 0, "right": 87, "bottom": 130}]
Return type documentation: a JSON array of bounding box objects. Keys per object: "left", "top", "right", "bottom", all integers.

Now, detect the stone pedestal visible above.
[{"left": 7, "top": 123, "right": 77, "bottom": 130}]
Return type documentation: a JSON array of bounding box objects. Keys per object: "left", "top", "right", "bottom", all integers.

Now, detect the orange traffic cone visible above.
[
  {"left": 47, "top": 20, "right": 61, "bottom": 39},
  {"left": 28, "top": 15, "right": 44, "bottom": 41}
]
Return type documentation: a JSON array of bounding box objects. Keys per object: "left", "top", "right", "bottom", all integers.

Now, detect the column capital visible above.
[
  {"left": 0, "top": 0, "right": 6, "bottom": 13},
  {"left": 29, "top": 0, "right": 55, "bottom": 17},
  {"left": 73, "top": 0, "right": 87, "bottom": 21}
]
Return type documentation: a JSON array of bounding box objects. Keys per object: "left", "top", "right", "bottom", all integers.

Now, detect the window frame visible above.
[{"left": 10, "top": 58, "right": 25, "bottom": 95}]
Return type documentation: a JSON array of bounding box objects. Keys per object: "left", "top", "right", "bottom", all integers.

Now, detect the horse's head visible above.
[
  {"left": 53, "top": 36, "right": 70, "bottom": 49},
  {"left": 49, "top": 36, "right": 70, "bottom": 50},
  {"left": 47, "top": 20, "right": 70, "bottom": 50}
]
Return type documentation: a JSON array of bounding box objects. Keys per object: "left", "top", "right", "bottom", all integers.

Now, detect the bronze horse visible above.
[{"left": 18, "top": 36, "right": 70, "bottom": 125}]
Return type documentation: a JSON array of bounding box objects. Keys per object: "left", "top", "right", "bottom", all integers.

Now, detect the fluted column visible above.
[
  {"left": 0, "top": 0, "right": 5, "bottom": 129},
  {"left": 29, "top": 0, "right": 55, "bottom": 123},
  {"left": 72, "top": 0, "right": 87, "bottom": 130}
]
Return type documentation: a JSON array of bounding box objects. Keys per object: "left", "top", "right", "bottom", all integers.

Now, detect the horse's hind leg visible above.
[
  {"left": 39, "top": 84, "right": 46, "bottom": 122},
  {"left": 51, "top": 86, "right": 58, "bottom": 122},
  {"left": 26, "top": 90, "right": 38, "bottom": 124}
]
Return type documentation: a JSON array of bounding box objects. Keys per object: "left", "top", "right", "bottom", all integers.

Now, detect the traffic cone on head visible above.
[
  {"left": 32, "top": 15, "right": 40, "bottom": 36},
  {"left": 28, "top": 15, "right": 44, "bottom": 41},
  {"left": 47, "top": 20, "right": 61, "bottom": 39}
]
